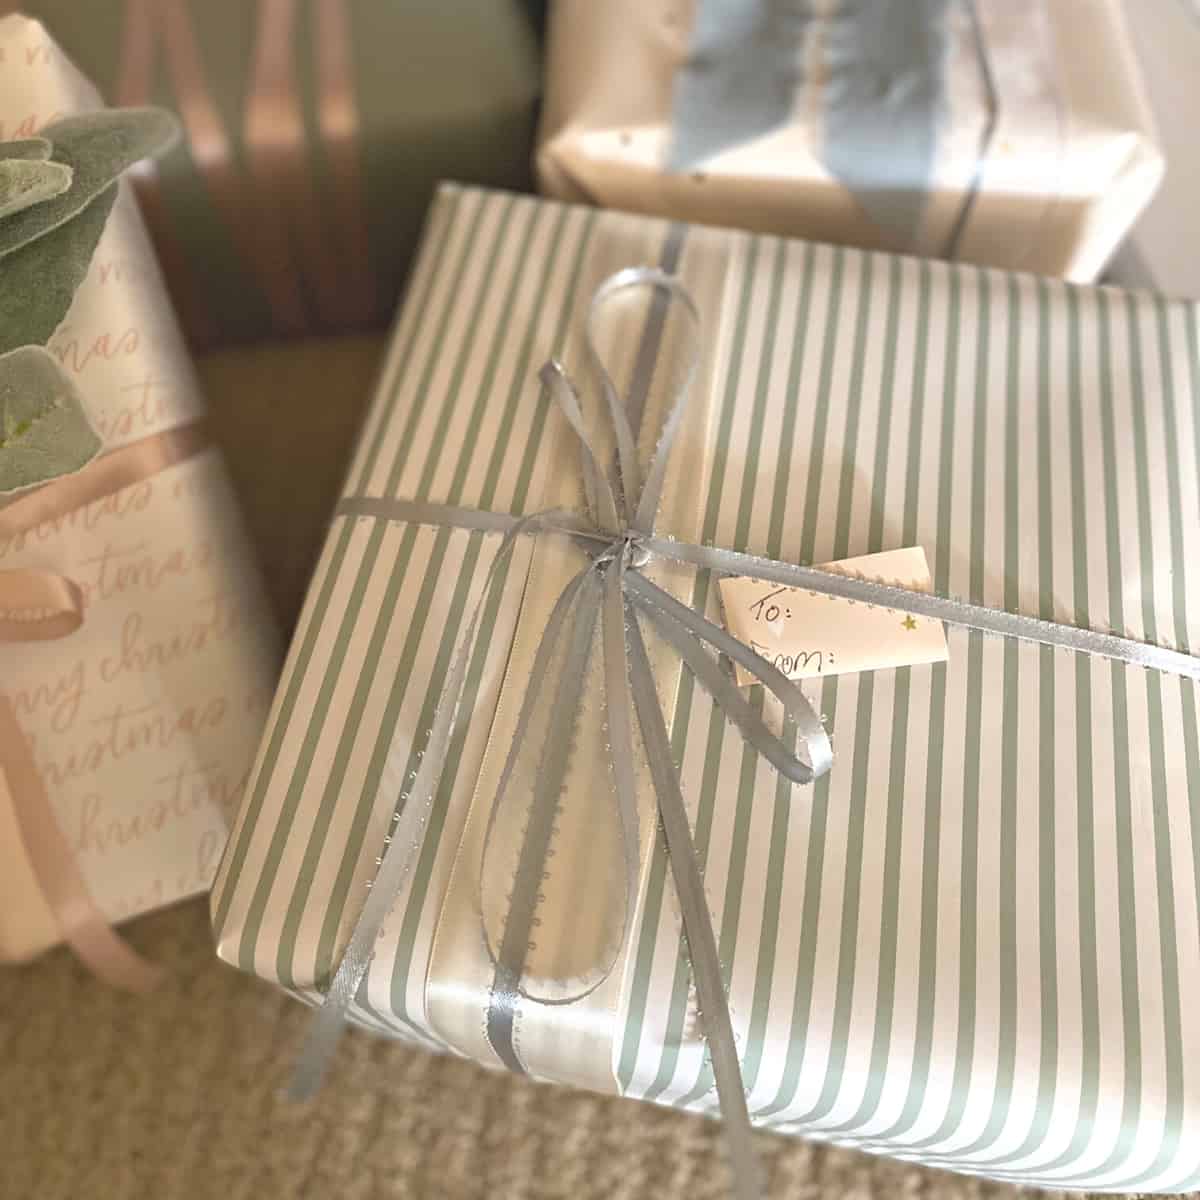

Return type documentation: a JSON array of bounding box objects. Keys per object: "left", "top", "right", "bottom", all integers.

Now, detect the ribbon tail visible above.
[
  {"left": 289, "top": 512, "right": 548, "bottom": 1099},
  {"left": 625, "top": 614, "right": 765, "bottom": 1200},
  {"left": 539, "top": 361, "right": 621, "bottom": 532},
  {"left": 633, "top": 590, "right": 812, "bottom": 785},
  {"left": 628, "top": 572, "right": 830, "bottom": 781},
  {"left": 601, "top": 556, "right": 641, "bottom": 957},
  {"left": 646, "top": 537, "right": 1200, "bottom": 683},
  {"left": 0, "top": 697, "right": 162, "bottom": 991}
]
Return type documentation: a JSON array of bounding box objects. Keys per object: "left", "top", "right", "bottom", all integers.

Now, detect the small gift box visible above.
[
  {"left": 0, "top": 15, "right": 279, "bottom": 976},
  {"left": 1108, "top": 0, "right": 1200, "bottom": 297},
  {"left": 213, "top": 183, "right": 1200, "bottom": 1191},
  {"left": 538, "top": 0, "right": 1163, "bottom": 283},
  {"left": 1, "top": 1, "right": 542, "bottom": 345}
]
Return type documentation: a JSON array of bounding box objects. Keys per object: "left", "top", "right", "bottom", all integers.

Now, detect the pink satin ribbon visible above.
[
  {"left": 0, "top": 424, "right": 210, "bottom": 991},
  {"left": 116, "top": 0, "right": 373, "bottom": 339}
]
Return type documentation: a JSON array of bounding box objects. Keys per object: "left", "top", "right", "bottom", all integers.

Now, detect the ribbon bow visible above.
[{"left": 294, "top": 270, "right": 1200, "bottom": 1200}]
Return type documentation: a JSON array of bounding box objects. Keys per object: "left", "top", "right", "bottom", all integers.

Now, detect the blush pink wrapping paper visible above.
[{"left": 0, "top": 15, "right": 280, "bottom": 963}]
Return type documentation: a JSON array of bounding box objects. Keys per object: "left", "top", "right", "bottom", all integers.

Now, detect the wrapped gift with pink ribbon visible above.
[
  {"left": 0, "top": 14, "right": 280, "bottom": 980},
  {"left": 1, "top": 1, "right": 543, "bottom": 346}
]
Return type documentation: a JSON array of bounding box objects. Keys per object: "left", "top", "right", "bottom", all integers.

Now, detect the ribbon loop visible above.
[
  {"left": 0, "top": 568, "right": 85, "bottom": 642},
  {"left": 540, "top": 360, "right": 621, "bottom": 533},
  {"left": 584, "top": 267, "right": 703, "bottom": 532},
  {"left": 479, "top": 565, "right": 629, "bottom": 1006}
]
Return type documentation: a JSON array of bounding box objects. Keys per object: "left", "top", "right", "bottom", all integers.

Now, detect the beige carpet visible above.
[
  {"left": 0, "top": 338, "right": 1157, "bottom": 1198},
  {"left": 2, "top": 897, "right": 1075, "bottom": 1200}
]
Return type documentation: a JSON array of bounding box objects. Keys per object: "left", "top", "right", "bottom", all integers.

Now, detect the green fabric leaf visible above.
[
  {"left": 0, "top": 185, "right": 117, "bottom": 354},
  {"left": 0, "top": 346, "right": 101, "bottom": 495},
  {"left": 0, "top": 159, "right": 73, "bottom": 220},
  {"left": 0, "top": 108, "right": 178, "bottom": 259},
  {"left": 1, "top": 138, "right": 53, "bottom": 162}
]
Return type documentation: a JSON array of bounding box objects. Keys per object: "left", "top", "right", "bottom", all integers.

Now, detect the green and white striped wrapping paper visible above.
[{"left": 212, "top": 184, "right": 1200, "bottom": 1190}]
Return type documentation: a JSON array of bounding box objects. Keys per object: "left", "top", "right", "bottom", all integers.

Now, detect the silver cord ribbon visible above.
[{"left": 291, "top": 268, "right": 1200, "bottom": 1199}]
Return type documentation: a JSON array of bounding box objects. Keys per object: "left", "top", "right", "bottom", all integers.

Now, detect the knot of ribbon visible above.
[{"left": 294, "top": 270, "right": 1200, "bottom": 1200}]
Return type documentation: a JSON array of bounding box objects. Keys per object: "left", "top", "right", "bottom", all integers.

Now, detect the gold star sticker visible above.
[{"left": 902, "top": 615, "right": 918, "bottom": 631}]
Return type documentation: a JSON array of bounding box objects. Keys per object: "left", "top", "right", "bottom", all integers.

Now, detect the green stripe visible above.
[
  {"left": 1191, "top": 305, "right": 1200, "bottom": 499},
  {"left": 234, "top": 192, "right": 514, "bottom": 976},
  {"left": 790, "top": 679, "right": 873, "bottom": 1124},
  {"left": 1168, "top": 299, "right": 1200, "bottom": 1190},
  {"left": 901, "top": 266, "right": 991, "bottom": 1152},
  {"left": 914, "top": 280, "right": 1056, "bottom": 1175},
  {"left": 1029, "top": 283, "right": 1101, "bottom": 1179},
  {"left": 1148, "top": 299, "right": 1200, "bottom": 1025},
  {"left": 1150, "top": 303, "right": 1195, "bottom": 654},
  {"left": 1177, "top": 299, "right": 1200, "bottom": 1190},
  {"left": 212, "top": 189, "right": 463, "bottom": 933},
  {"left": 636, "top": 236, "right": 764, "bottom": 1103},
  {"left": 686, "top": 244, "right": 875, "bottom": 1113},
  {"left": 977, "top": 277, "right": 1061, "bottom": 1169},
  {"left": 924, "top": 290, "right": 1188, "bottom": 1188},
  {"left": 675, "top": 238, "right": 788, "bottom": 1108},
  {"left": 861, "top": 263, "right": 962, "bottom": 1144},
  {"left": 797, "top": 250, "right": 847, "bottom": 569},
  {"left": 740, "top": 241, "right": 819, "bottom": 1098},
  {"left": 1185, "top": 303, "right": 1200, "bottom": 1105},
  {"left": 1074, "top": 289, "right": 1142, "bottom": 1179},
  {"left": 275, "top": 198, "right": 545, "bottom": 986},
  {"left": 766, "top": 244, "right": 819, "bottom": 562},
  {"left": 824, "top": 256, "right": 932, "bottom": 1135},
  {"left": 1105, "top": 294, "right": 1184, "bottom": 1191},
  {"left": 920, "top": 273, "right": 1023, "bottom": 1163},
  {"left": 775, "top": 251, "right": 885, "bottom": 1124},
  {"left": 753, "top": 247, "right": 850, "bottom": 1118},
  {"left": 997, "top": 287, "right": 1165, "bottom": 1190}
]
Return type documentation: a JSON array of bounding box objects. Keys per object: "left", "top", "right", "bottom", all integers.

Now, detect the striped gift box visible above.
[{"left": 212, "top": 184, "right": 1200, "bottom": 1191}]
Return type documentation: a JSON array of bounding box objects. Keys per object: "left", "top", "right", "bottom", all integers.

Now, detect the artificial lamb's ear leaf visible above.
[
  {"left": 1, "top": 138, "right": 54, "bottom": 161},
  {"left": 0, "top": 345, "right": 101, "bottom": 495},
  {"left": 0, "top": 108, "right": 178, "bottom": 259},
  {"left": 0, "top": 158, "right": 73, "bottom": 219},
  {"left": 0, "top": 184, "right": 117, "bottom": 354}
]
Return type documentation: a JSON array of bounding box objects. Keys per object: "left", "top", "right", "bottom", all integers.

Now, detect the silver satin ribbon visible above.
[
  {"left": 291, "top": 268, "right": 1200, "bottom": 1199},
  {"left": 669, "top": 0, "right": 999, "bottom": 256}
]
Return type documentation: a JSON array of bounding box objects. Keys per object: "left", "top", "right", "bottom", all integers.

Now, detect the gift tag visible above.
[{"left": 718, "top": 547, "right": 949, "bottom": 685}]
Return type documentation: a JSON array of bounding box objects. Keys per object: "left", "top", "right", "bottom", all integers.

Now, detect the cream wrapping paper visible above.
[
  {"left": 537, "top": 0, "right": 1163, "bottom": 283},
  {"left": 213, "top": 183, "right": 1200, "bottom": 1190},
  {"left": 0, "top": 15, "right": 280, "bottom": 963},
  {"left": 1108, "top": 0, "right": 1200, "bottom": 298}
]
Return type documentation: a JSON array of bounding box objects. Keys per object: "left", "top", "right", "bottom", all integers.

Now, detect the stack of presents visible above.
[{"left": 2, "top": 0, "right": 1199, "bottom": 1192}]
